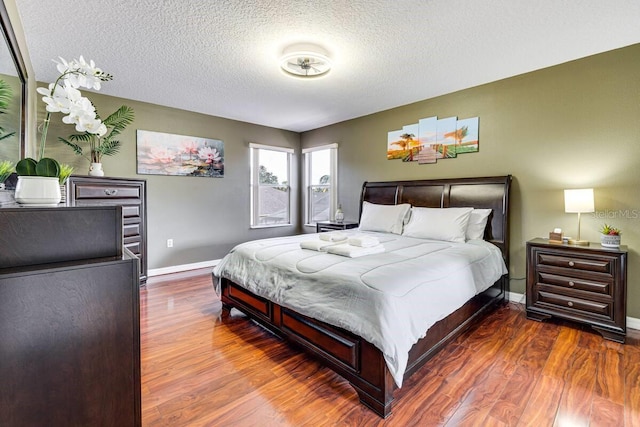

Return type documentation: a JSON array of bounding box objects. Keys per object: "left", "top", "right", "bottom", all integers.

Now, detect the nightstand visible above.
[
  {"left": 526, "top": 238, "right": 627, "bottom": 343},
  {"left": 316, "top": 221, "right": 359, "bottom": 233}
]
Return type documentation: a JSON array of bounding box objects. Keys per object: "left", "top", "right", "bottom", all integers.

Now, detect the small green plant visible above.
[
  {"left": 16, "top": 157, "right": 60, "bottom": 177},
  {"left": 58, "top": 164, "right": 74, "bottom": 185},
  {"left": 0, "top": 160, "right": 14, "bottom": 184},
  {"left": 600, "top": 224, "right": 621, "bottom": 236}
]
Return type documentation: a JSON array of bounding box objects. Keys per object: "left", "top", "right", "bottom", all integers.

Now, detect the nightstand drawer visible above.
[
  {"left": 537, "top": 272, "right": 611, "bottom": 295},
  {"left": 537, "top": 253, "right": 612, "bottom": 274},
  {"left": 536, "top": 290, "right": 611, "bottom": 317}
]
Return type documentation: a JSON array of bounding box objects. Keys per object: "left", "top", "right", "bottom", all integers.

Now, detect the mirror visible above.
[{"left": 0, "top": 2, "right": 27, "bottom": 163}]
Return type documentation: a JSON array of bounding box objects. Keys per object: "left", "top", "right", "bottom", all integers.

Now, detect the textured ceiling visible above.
[{"left": 13, "top": 0, "right": 640, "bottom": 133}]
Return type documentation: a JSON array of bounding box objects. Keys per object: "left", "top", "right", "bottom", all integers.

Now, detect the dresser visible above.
[
  {"left": 67, "top": 176, "right": 147, "bottom": 283},
  {"left": 526, "top": 238, "right": 627, "bottom": 343},
  {"left": 0, "top": 206, "right": 141, "bottom": 426}
]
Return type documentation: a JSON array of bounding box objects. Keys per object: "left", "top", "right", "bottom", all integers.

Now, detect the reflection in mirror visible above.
[{"left": 0, "top": 2, "right": 26, "bottom": 164}]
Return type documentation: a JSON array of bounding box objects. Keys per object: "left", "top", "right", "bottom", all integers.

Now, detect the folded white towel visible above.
[
  {"left": 326, "top": 243, "right": 385, "bottom": 258},
  {"left": 319, "top": 231, "right": 348, "bottom": 242},
  {"left": 300, "top": 240, "right": 341, "bottom": 252},
  {"left": 347, "top": 235, "right": 380, "bottom": 248}
]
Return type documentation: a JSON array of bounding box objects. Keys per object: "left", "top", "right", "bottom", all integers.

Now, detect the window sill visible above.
[{"left": 250, "top": 223, "right": 293, "bottom": 229}]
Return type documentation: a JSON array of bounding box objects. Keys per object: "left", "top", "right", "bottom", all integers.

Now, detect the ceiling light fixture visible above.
[{"left": 280, "top": 43, "right": 331, "bottom": 78}]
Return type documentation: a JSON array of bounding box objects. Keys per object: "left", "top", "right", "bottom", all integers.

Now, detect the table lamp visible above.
[{"left": 564, "top": 188, "right": 594, "bottom": 246}]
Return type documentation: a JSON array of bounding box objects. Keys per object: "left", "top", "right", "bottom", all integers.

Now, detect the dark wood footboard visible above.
[{"left": 220, "top": 275, "right": 506, "bottom": 418}]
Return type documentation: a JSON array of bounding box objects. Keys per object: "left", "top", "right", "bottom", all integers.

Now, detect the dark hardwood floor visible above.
[{"left": 141, "top": 271, "right": 640, "bottom": 426}]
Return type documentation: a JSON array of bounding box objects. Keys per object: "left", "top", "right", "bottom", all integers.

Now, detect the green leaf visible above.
[
  {"left": 97, "top": 140, "right": 122, "bottom": 157},
  {"left": 68, "top": 133, "right": 94, "bottom": 143},
  {"left": 35, "top": 158, "right": 60, "bottom": 177},
  {"left": 16, "top": 158, "right": 38, "bottom": 175},
  {"left": 103, "top": 105, "right": 135, "bottom": 129},
  {"left": 0, "top": 79, "right": 12, "bottom": 111},
  {"left": 58, "top": 136, "right": 85, "bottom": 156}
]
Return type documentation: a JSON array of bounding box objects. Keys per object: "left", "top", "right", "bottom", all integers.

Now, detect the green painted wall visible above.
[
  {"left": 41, "top": 93, "right": 301, "bottom": 270},
  {"left": 301, "top": 44, "right": 640, "bottom": 318}
]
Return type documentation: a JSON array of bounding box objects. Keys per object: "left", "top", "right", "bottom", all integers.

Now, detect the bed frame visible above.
[{"left": 219, "top": 175, "right": 512, "bottom": 418}]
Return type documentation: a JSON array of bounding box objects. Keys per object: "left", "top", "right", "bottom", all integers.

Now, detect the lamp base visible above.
[{"left": 568, "top": 238, "right": 590, "bottom": 246}]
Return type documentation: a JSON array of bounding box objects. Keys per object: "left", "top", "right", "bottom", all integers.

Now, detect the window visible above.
[
  {"left": 303, "top": 144, "right": 338, "bottom": 225},
  {"left": 250, "top": 143, "right": 293, "bottom": 227}
]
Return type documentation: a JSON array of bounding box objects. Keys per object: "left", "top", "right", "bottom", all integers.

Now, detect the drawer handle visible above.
[
  {"left": 568, "top": 261, "right": 575, "bottom": 267},
  {"left": 567, "top": 301, "right": 574, "bottom": 307},
  {"left": 104, "top": 189, "right": 118, "bottom": 196},
  {"left": 568, "top": 281, "right": 575, "bottom": 287}
]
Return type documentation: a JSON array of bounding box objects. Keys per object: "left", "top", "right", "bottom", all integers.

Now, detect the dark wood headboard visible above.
[{"left": 359, "top": 175, "right": 512, "bottom": 268}]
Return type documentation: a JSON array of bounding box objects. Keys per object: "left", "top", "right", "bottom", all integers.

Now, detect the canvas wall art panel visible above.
[
  {"left": 136, "top": 130, "right": 224, "bottom": 177},
  {"left": 387, "top": 115, "right": 479, "bottom": 165},
  {"left": 454, "top": 117, "right": 479, "bottom": 154}
]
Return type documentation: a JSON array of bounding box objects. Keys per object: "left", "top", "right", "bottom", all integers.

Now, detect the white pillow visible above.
[
  {"left": 402, "top": 207, "right": 473, "bottom": 243},
  {"left": 359, "top": 201, "right": 411, "bottom": 235},
  {"left": 466, "top": 208, "right": 492, "bottom": 241}
]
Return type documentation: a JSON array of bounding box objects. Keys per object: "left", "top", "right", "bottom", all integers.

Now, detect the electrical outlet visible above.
[{"left": 167, "top": 238, "right": 173, "bottom": 248}]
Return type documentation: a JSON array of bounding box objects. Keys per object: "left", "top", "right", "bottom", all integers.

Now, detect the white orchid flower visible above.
[{"left": 36, "top": 55, "right": 115, "bottom": 161}]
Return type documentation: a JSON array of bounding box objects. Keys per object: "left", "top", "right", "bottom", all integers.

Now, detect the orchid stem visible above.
[{"left": 39, "top": 113, "right": 51, "bottom": 161}]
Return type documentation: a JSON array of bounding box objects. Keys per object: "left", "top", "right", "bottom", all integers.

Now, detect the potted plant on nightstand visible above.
[{"left": 600, "top": 224, "right": 621, "bottom": 248}]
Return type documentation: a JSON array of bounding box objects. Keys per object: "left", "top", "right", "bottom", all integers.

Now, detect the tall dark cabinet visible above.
[
  {"left": 0, "top": 206, "right": 141, "bottom": 427},
  {"left": 66, "top": 176, "right": 147, "bottom": 284}
]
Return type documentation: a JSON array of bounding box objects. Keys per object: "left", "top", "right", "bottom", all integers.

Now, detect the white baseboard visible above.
[
  {"left": 148, "top": 259, "right": 221, "bottom": 277},
  {"left": 507, "top": 291, "right": 640, "bottom": 331}
]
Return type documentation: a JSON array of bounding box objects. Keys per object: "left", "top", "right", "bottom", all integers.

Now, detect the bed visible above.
[{"left": 213, "top": 175, "right": 512, "bottom": 418}]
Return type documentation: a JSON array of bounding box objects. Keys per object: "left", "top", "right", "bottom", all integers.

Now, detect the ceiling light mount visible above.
[{"left": 280, "top": 43, "right": 331, "bottom": 78}]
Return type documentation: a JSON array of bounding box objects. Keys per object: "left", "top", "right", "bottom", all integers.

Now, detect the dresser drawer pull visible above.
[
  {"left": 568, "top": 261, "right": 575, "bottom": 267},
  {"left": 104, "top": 189, "right": 118, "bottom": 196},
  {"left": 568, "top": 281, "right": 574, "bottom": 287},
  {"left": 567, "top": 301, "right": 574, "bottom": 307}
]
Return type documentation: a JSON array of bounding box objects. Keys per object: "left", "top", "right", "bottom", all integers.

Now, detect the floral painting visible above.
[{"left": 136, "top": 130, "right": 224, "bottom": 177}]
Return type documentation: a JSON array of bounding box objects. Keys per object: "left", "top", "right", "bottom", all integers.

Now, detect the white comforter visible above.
[{"left": 213, "top": 230, "right": 507, "bottom": 387}]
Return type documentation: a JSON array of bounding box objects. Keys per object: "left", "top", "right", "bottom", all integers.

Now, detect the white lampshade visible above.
[{"left": 564, "top": 188, "right": 595, "bottom": 213}]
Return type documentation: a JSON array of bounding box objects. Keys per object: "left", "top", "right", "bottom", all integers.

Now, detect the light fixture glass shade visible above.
[
  {"left": 280, "top": 43, "right": 331, "bottom": 78},
  {"left": 564, "top": 188, "right": 594, "bottom": 213}
]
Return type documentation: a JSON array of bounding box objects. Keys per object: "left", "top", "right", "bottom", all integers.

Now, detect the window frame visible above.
[
  {"left": 249, "top": 143, "right": 294, "bottom": 228},
  {"left": 302, "top": 143, "right": 338, "bottom": 226}
]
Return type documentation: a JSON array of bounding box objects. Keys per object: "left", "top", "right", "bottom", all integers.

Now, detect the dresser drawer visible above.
[
  {"left": 537, "top": 253, "right": 612, "bottom": 274},
  {"left": 537, "top": 272, "right": 611, "bottom": 295},
  {"left": 536, "top": 290, "right": 611, "bottom": 318},
  {"left": 123, "top": 223, "right": 140, "bottom": 238},
  {"left": 122, "top": 204, "right": 141, "bottom": 218},
  {"left": 74, "top": 183, "right": 141, "bottom": 200}
]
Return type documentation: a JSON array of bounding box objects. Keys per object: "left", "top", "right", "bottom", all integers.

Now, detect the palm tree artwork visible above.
[{"left": 387, "top": 116, "right": 479, "bottom": 164}]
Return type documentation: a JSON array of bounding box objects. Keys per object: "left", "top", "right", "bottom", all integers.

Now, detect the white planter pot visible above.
[
  {"left": 14, "top": 176, "right": 61, "bottom": 206},
  {"left": 600, "top": 234, "right": 621, "bottom": 248},
  {"left": 89, "top": 163, "right": 104, "bottom": 177}
]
